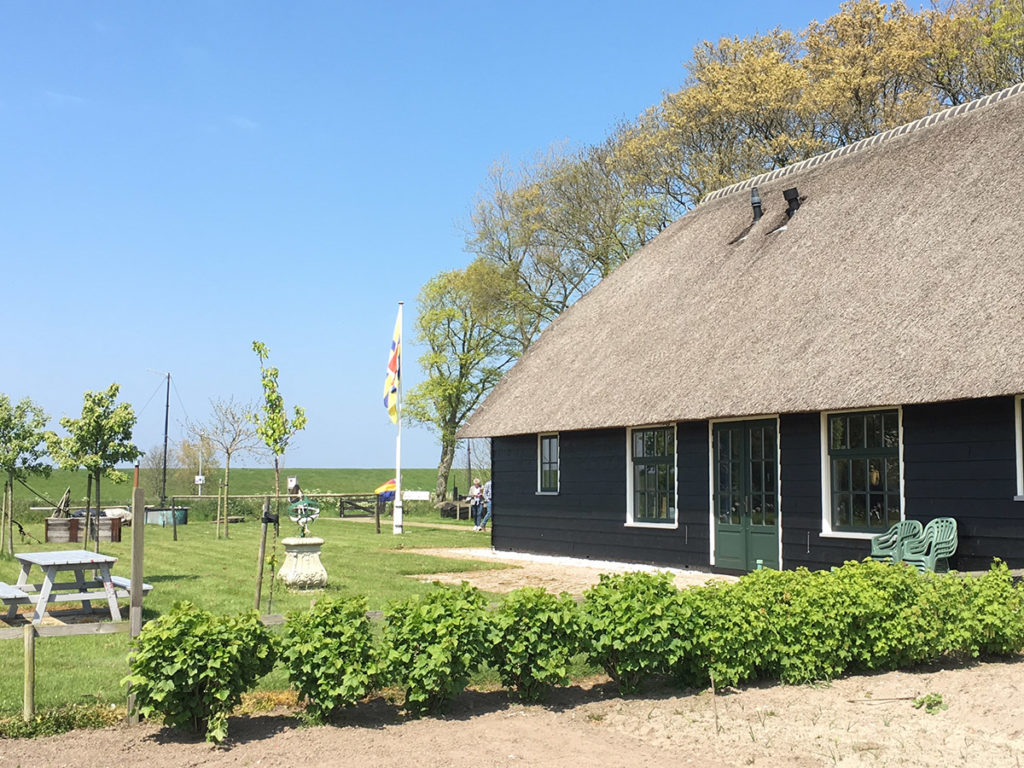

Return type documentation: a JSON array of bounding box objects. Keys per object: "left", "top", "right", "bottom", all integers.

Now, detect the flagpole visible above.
[{"left": 393, "top": 301, "right": 404, "bottom": 535}]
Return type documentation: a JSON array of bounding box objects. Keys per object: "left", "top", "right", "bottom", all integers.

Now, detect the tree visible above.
[
  {"left": 187, "top": 397, "right": 263, "bottom": 538},
  {"left": 251, "top": 343, "right": 307, "bottom": 506},
  {"left": 139, "top": 443, "right": 166, "bottom": 502},
  {"left": 923, "top": 0, "right": 1024, "bottom": 104},
  {"left": 0, "top": 394, "right": 50, "bottom": 555},
  {"left": 173, "top": 436, "right": 219, "bottom": 490},
  {"left": 47, "top": 384, "right": 141, "bottom": 546},
  {"left": 405, "top": 260, "right": 515, "bottom": 500},
  {"left": 803, "top": 1, "right": 938, "bottom": 145}
]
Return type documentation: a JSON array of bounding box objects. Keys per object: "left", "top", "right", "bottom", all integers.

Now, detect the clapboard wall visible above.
[
  {"left": 492, "top": 424, "right": 711, "bottom": 570},
  {"left": 492, "top": 396, "right": 1023, "bottom": 572}
]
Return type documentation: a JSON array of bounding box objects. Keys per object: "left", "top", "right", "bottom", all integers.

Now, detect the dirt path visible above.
[{"left": 3, "top": 659, "right": 1022, "bottom": 767}]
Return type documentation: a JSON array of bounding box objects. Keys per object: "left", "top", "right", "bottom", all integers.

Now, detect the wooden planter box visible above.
[{"left": 45, "top": 518, "right": 80, "bottom": 543}]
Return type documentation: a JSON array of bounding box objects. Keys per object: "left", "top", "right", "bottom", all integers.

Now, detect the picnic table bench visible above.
[{"left": 1, "top": 550, "right": 151, "bottom": 625}]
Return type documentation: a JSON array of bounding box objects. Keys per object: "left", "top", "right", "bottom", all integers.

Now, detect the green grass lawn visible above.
[{"left": 0, "top": 512, "right": 504, "bottom": 715}]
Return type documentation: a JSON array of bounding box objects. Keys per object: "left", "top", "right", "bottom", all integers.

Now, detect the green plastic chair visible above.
[
  {"left": 870, "top": 520, "right": 923, "bottom": 563},
  {"left": 902, "top": 517, "right": 958, "bottom": 573}
]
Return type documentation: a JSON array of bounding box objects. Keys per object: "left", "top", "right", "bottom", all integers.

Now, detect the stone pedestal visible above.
[{"left": 278, "top": 536, "right": 328, "bottom": 590}]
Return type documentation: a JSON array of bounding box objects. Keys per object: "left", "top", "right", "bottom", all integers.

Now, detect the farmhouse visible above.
[{"left": 459, "top": 82, "right": 1024, "bottom": 574}]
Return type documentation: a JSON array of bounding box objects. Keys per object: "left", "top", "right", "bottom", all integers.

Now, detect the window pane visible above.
[
  {"left": 830, "top": 416, "right": 847, "bottom": 450},
  {"left": 852, "top": 459, "right": 867, "bottom": 492},
  {"left": 850, "top": 416, "right": 865, "bottom": 449},
  {"left": 655, "top": 429, "right": 664, "bottom": 456},
  {"left": 852, "top": 494, "right": 867, "bottom": 526},
  {"left": 752, "top": 499, "right": 763, "bottom": 526},
  {"left": 751, "top": 463, "right": 762, "bottom": 493},
  {"left": 884, "top": 412, "right": 899, "bottom": 447},
  {"left": 885, "top": 457, "right": 899, "bottom": 491},
  {"left": 751, "top": 429, "right": 763, "bottom": 461},
  {"left": 886, "top": 494, "right": 900, "bottom": 525},
  {"left": 835, "top": 494, "right": 850, "bottom": 527},
  {"left": 868, "top": 458, "right": 883, "bottom": 490},
  {"left": 666, "top": 430, "right": 674, "bottom": 455},
  {"left": 833, "top": 459, "right": 849, "bottom": 492},
  {"left": 867, "top": 412, "right": 884, "bottom": 448},
  {"left": 764, "top": 497, "right": 776, "bottom": 526}
]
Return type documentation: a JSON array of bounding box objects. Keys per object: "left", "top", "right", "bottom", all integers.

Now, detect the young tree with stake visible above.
[{"left": 0, "top": 394, "right": 50, "bottom": 555}]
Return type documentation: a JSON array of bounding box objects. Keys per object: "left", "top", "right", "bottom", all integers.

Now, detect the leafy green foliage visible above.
[
  {"left": 281, "top": 597, "right": 378, "bottom": 723},
  {"left": 581, "top": 571, "right": 689, "bottom": 694},
  {"left": 380, "top": 582, "right": 490, "bottom": 714},
  {"left": 46, "top": 384, "right": 140, "bottom": 485},
  {"left": 0, "top": 704, "right": 122, "bottom": 738},
  {"left": 913, "top": 692, "right": 948, "bottom": 714},
  {"left": 250, "top": 342, "right": 307, "bottom": 462},
  {"left": 489, "top": 587, "right": 581, "bottom": 701},
  {"left": 123, "top": 601, "right": 277, "bottom": 743}
]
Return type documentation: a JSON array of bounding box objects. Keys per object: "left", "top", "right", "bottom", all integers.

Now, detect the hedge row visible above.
[{"left": 125, "top": 559, "right": 1024, "bottom": 742}]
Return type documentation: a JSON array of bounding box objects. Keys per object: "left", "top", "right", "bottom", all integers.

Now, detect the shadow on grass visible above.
[{"left": 145, "top": 574, "right": 201, "bottom": 583}]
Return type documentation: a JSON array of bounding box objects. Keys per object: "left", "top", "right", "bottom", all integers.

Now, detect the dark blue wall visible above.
[{"left": 492, "top": 396, "right": 1023, "bottom": 572}]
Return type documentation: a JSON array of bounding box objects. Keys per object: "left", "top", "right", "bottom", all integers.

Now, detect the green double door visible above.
[{"left": 713, "top": 420, "right": 780, "bottom": 571}]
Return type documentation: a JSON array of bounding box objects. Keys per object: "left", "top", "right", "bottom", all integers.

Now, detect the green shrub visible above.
[
  {"left": 281, "top": 596, "right": 378, "bottom": 723},
  {"left": 582, "top": 571, "right": 689, "bottom": 694},
  {"left": 489, "top": 587, "right": 581, "bottom": 702},
  {"left": 380, "top": 582, "right": 490, "bottom": 714},
  {"left": 922, "top": 560, "right": 1024, "bottom": 659},
  {"left": 123, "top": 601, "right": 277, "bottom": 743},
  {"left": 678, "top": 576, "right": 774, "bottom": 688},
  {"left": 0, "top": 704, "right": 122, "bottom": 739}
]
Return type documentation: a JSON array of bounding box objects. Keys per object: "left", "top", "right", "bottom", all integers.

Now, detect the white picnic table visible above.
[{"left": 3, "top": 550, "right": 124, "bottom": 625}]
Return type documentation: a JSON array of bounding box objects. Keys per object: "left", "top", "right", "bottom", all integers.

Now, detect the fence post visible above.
[
  {"left": 23, "top": 624, "right": 35, "bottom": 722},
  {"left": 254, "top": 497, "right": 269, "bottom": 611}
]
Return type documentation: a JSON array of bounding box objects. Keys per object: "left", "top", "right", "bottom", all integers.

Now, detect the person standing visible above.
[
  {"left": 479, "top": 479, "right": 493, "bottom": 532},
  {"left": 468, "top": 478, "right": 483, "bottom": 530}
]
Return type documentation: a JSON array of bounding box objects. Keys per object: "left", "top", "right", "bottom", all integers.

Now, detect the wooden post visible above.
[
  {"left": 375, "top": 496, "right": 381, "bottom": 534},
  {"left": 23, "top": 624, "right": 35, "bottom": 722},
  {"left": 171, "top": 496, "right": 178, "bottom": 542},
  {"left": 128, "top": 486, "right": 145, "bottom": 725},
  {"left": 254, "top": 497, "right": 269, "bottom": 611}
]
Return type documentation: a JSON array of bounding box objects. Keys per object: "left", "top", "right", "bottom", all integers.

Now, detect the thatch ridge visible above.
[
  {"left": 702, "top": 81, "right": 1024, "bottom": 205},
  {"left": 460, "top": 84, "right": 1024, "bottom": 439}
]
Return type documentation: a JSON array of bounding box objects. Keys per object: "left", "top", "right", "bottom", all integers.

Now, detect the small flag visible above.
[
  {"left": 383, "top": 309, "right": 401, "bottom": 423},
  {"left": 374, "top": 478, "right": 396, "bottom": 502}
]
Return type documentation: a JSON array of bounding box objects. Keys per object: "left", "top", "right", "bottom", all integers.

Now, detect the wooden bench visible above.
[
  {"left": 109, "top": 575, "right": 154, "bottom": 595},
  {"left": 0, "top": 582, "right": 31, "bottom": 605}
]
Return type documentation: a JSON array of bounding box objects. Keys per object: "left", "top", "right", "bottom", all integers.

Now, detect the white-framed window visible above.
[
  {"left": 1015, "top": 395, "right": 1023, "bottom": 499},
  {"left": 820, "top": 407, "right": 904, "bottom": 539},
  {"left": 625, "top": 424, "right": 678, "bottom": 528},
  {"left": 537, "top": 433, "right": 559, "bottom": 494}
]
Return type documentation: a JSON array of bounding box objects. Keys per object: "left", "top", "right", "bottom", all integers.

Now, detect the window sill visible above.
[
  {"left": 535, "top": 491, "right": 559, "bottom": 496},
  {"left": 1014, "top": 495, "right": 1024, "bottom": 502},
  {"left": 819, "top": 531, "right": 878, "bottom": 541},
  {"left": 624, "top": 520, "right": 679, "bottom": 530}
]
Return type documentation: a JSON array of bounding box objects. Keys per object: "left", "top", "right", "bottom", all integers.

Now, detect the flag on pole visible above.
[{"left": 383, "top": 309, "right": 401, "bottom": 423}]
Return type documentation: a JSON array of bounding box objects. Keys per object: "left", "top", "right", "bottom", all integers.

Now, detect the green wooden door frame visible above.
[{"left": 713, "top": 419, "right": 780, "bottom": 571}]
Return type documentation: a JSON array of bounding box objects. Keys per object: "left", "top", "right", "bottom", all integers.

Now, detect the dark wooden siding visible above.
[
  {"left": 779, "top": 413, "right": 867, "bottom": 569},
  {"left": 495, "top": 396, "right": 1023, "bottom": 572},
  {"left": 902, "top": 397, "right": 1021, "bottom": 570},
  {"left": 492, "top": 424, "right": 711, "bottom": 570}
]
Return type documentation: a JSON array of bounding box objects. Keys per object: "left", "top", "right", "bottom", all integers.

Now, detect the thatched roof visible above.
[{"left": 460, "top": 83, "right": 1024, "bottom": 439}]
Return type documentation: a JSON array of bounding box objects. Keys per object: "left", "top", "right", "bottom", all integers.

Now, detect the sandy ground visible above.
[
  {"left": 402, "top": 546, "right": 739, "bottom": 595},
  {"left": 3, "top": 543, "right": 1023, "bottom": 767},
  {"left": 3, "top": 660, "right": 1022, "bottom": 767}
]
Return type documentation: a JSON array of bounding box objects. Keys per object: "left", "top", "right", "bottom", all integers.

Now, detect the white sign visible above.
[
  {"left": 195, "top": 475, "right": 205, "bottom": 485},
  {"left": 403, "top": 490, "right": 431, "bottom": 501}
]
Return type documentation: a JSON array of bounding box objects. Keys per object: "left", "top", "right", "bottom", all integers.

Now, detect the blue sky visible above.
[{"left": 0, "top": 0, "right": 842, "bottom": 469}]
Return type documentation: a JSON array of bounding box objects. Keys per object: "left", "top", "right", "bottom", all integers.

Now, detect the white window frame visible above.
[
  {"left": 1015, "top": 395, "right": 1024, "bottom": 500},
  {"left": 536, "top": 433, "right": 560, "bottom": 495},
  {"left": 625, "top": 424, "right": 679, "bottom": 529},
  {"left": 820, "top": 406, "right": 905, "bottom": 540}
]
